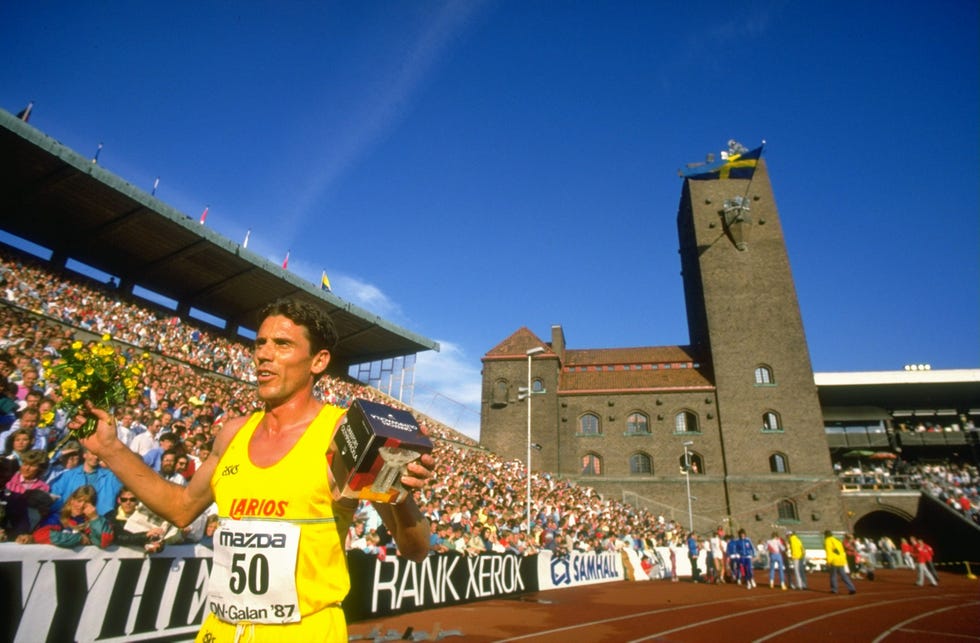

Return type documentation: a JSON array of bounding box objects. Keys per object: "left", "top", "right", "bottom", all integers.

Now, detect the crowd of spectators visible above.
[
  {"left": 912, "top": 462, "right": 979, "bottom": 526},
  {"left": 835, "top": 453, "right": 979, "bottom": 528},
  {"left": 894, "top": 418, "right": 977, "bottom": 433},
  {"left": 0, "top": 247, "right": 975, "bottom": 573},
  {"left": 0, "top": 249, "right": 691, "bottom": 559}
]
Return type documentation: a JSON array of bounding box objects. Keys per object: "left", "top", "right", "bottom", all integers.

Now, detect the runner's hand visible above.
[
  {"left": 76, "top": 401, "right": 120, "bottom": 456},
  {"left": 400, "top": 452, "right": 435, "bottom": 491}
]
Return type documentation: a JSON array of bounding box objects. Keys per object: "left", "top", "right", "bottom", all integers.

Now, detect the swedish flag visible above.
[
  {"left": 686, "top": 145, "right": 763, "bottom": 180},
  {"left": 320, "top": 270, "right": 331, "bottom": 292}
]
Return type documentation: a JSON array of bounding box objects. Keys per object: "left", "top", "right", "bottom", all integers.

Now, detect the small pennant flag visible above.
[
  {"left": 320, "top": 270, "right": 332, "bottom": 292},
  {"left": 242, "top": 229, "right": 251, "bottom": 248},
  {"left": 282, "top": 251, "right": 290, "bottom": 269},
  {"left": 199, "top": 206, "right": 209, "bottom": 224},
  {"left": 152, "top": 177, "right": 160, "bottom": 196},
  {"left": 92, "top": 142, "right": 103, "bottom": 164},
  {"left": 16, "top": 102, "right": 33, "bottom": 122}
]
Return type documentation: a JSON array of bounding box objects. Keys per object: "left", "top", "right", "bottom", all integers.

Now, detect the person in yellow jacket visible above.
[
  {"left": 823, "top": 530, "right": 856, "bottom": 595},
  {"left": 787, "top": 530, "right": 808, "bottom": 590},
  {"left": 79, "top": 298, "right": 435, "bottom": 641}
]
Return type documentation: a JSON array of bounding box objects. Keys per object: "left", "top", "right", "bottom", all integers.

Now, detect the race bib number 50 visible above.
[{"left": 209, "top": 520, "right": 301, "bottom": 624}]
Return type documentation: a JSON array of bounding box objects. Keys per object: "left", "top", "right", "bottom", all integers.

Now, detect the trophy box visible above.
[{"left": 329, "top": 398, "right": 433, "bottom": 504}]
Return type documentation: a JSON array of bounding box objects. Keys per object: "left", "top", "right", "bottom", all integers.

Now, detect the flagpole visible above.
[{"left": 16, "top": 102, "right": 34, "bottom": 122}]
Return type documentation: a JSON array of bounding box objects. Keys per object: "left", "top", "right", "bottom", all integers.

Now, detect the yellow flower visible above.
[
  {"left": 71, "top": 341, "right": 83, "bottom": 350},
  {"left": 101, "top": 333, "right": 112, "bottom": 342}
]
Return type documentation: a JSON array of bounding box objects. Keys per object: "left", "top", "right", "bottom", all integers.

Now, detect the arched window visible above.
[
  {"left": 754, "top": 365, "right": 774, "bottom": 385},
  {"left": 581, "top": 453, "right": 602, "bottom": 476},
  {"left": 763, "top": 411, "right": 782, "bottom": 432},
  {"left": 626, "top": 412, "right": 649, "bottom": 435},
  {"left": 630, "top": 452, "right": 653, "bottom": 474},
  {"left": 777, "top": 499, "right": 798, "bottom": 521},
  {"left": 492, "top": 379, "right": 509, "bottom": 407},
  {"left": 679, "top": 451, "right": 705, "bottom": 475},
  {"left": 531, "top": 378, "right": 545, "bottom": 393},
  {"left": 675, "top": 410, "right": 699, "bottom": 433},
  {"left": 580, "top": 413, "right": 600, "bottom": 436},
  {"left": 769, "top": 452, "right": 789, "bottom": 473}
]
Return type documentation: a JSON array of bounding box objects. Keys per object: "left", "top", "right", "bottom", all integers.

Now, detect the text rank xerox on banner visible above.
[{"left": 343, "top": 551, "right": 538, "bottom": 621}]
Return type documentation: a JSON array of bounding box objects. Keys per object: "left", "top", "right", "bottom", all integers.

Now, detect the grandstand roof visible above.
[
  {"left": 0, "top": 109, "right": 438, "bottom": 369},
  {"left": 815, "top": 369, "right": 980, "bottom": 414}
]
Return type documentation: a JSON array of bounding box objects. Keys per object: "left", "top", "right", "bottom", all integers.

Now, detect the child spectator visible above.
[{"left": 18, "top": 485, "right": 114, "bottom": 548}]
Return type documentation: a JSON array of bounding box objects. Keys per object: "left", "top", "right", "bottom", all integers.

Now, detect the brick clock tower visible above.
[
  {"left": 677, "top": 146, "right": 844, "bottom": 532},
  {"left": 481, "top": 143, "right": 845, "bottom": 538}
]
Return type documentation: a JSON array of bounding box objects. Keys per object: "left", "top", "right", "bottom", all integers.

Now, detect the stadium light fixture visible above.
[{"left": 525, "top": 346, "right": 546, "bottom": 533}]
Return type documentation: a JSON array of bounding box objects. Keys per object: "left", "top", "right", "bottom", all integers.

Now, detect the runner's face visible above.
[{"left": 253, "top": 315, "right": 329, "bottom": 407}]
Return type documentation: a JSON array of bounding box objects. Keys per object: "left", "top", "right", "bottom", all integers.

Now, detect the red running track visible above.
[{"left": 347, "top": 569, "right": 980, "bottom": 642}]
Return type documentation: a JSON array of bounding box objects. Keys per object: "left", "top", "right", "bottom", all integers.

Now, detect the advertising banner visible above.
[
  {"left": 0, "top": 546, "right": 543, "bottom": 642},
  {"left": 535, "top": 549, "right": 625, "bottom": 591},
  {"left": 344, "top": 551, "right": 536, "bottom": 621},
  {"left": 0, "top": 543, "right": 210, "bottom": 643}
]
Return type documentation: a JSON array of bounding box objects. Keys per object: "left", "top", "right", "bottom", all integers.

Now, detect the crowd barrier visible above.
[
  {"left": 0, "top": 544, "right": 651, "bottom": 642},
  {"left": 1, "top": 539, "right": 808, "bottom": 642}
]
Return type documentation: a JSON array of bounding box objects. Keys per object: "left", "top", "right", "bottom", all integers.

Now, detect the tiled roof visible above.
[
  {"left": 482, "top": 327, "right": 552, "bottom": 359},
  {"left": 561, "top": 345, "right": 712, "bottom": 392},
  {"left": 564, "top": 345, "right": 698, "bottom": 365},
  {"left": 484, "top": 328, "right": 714, "bottom": 393},
  {"left": 559, "top": 364, "right": 713, "bottom": 393}
]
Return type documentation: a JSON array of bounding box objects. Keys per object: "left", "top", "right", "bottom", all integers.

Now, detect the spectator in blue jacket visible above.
[{"left": 48, "top": 448, "right": 122, "bottom": 520}]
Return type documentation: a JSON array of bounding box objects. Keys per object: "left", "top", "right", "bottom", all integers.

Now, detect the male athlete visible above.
[{"left": 79, "top": 298, "right": 434, "bottom": 641}]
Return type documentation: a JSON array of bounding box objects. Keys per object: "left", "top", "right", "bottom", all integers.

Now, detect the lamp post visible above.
[
  {"left": 522, "top": 346, "right": 545, "bottom": 533},
  {"left": 683, "top": 441, "right": 695, "bottom": 532}
]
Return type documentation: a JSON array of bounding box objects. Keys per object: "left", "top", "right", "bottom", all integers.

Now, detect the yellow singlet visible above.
[{"left": 197, "top": 404, "right": 354, "bottom": 643}]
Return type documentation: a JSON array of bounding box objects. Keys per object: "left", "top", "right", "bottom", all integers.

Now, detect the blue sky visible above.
[{"left": 2, "top": 2, "right": 977, "bottom": 439}]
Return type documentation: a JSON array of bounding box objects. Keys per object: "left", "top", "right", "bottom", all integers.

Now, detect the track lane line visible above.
[
  {"left": 870, "top": 601, "right": 980, "bottom": 643},
  {"left": 752, "top": 594, "right": 970, "bottom": 643},
  {"left": 626, "top": 596, "right": 837, "bottom": 643},
  {"left": 494, "top": 596, "right": 749, "bottom": 642}
]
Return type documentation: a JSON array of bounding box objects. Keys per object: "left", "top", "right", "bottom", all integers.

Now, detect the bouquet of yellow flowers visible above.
[{"left": 47, "top": 334, "right": 149, "bottom": 439}]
